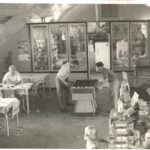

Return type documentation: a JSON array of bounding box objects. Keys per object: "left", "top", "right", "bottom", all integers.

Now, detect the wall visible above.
[
  {"left": 118, "top": 5, "right": 150, "bottom": 20},
  {"left": 60, "top": 4, "right": 150, "bottom": 21},
  {"left": 12, "top": 25, "right": 32, "bottom": 72},
  {"left": 60, "top": 4, "right": 96, "bottom": 22},
  {"left": 0, "top": 16, "right": 32, "bottom": 82}
]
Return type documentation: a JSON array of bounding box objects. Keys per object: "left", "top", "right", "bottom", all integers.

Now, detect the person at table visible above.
[
  {"left": 95, "top": 62, "right": 120, "bottom": 110},
  {"left": 55, "top": 60, "right": 72, "bottom": 112},
  {"left": 2, "top": 65, "right": 22, "bottom": 85}
]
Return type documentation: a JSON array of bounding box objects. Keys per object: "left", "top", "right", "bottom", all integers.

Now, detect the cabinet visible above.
[{"left": 30, "top": 22, "right": 87, "bottom": 72}]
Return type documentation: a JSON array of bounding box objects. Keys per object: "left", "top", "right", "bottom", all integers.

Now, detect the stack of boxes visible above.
[
  {"left": 108, "top": 72, "right": 142, "bottom": 148},
  {"left": 109, "top": 120, "right": 140, "bottom": 149},
  {"left": 138, "top": 99, "right": 149, "bottom": 117}
]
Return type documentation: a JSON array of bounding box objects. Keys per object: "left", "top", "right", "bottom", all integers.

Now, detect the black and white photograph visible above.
[{"left": 1, "top": 0, "right": 150, "bottom": 149}]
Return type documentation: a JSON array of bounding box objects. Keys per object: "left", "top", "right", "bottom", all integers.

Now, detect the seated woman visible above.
[{"left": 3, "top": 65, "right": 22, "bottom": 85}]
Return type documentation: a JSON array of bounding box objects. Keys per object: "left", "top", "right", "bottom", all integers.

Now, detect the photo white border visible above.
[{"left": 0, "top": 0, "right": 149, "bottom": 4}]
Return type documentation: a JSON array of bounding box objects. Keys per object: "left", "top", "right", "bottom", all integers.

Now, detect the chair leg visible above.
[
  {"left": 2, "top": 118, "right": 6, "bottom": 130},
  {"left": 16, "top": 114, "right": 19, "bottom": 127},
  {"left": 33, "top": 95, "right": 38, "bottom": 109},
  {"left": 5, "top": 114, "right": 9, "bottom": 136},
  {"left": 22, "top": 97, "right": 26, "bottom": 111},
  {"left": 33, "top": 96, "right": 36, "bottom": 108},
  {"left": 49, "top": 86, "right": 51, "bottom": 96}
]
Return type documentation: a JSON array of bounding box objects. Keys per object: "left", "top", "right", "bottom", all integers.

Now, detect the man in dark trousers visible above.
[
  {"left": 55, "top": 61, "right": 71, "bottom": 112},
  {"left": 96, "top": 62, "right": 120, "bottom": 110}
]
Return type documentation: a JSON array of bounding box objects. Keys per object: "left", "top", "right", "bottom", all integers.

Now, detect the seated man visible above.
[{"left": 3, "top": 65, "right": 22, "bottom": 85}]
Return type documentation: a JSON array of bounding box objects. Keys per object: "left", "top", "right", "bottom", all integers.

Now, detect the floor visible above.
[
  {"left": 0, "top": 87, "right": 148, "bottom": 148},
  {"left": 0, "top": 89, "right": 110, "bottom": 149}
]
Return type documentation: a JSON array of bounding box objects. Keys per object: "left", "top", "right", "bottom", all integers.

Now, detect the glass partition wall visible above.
[
  {"left": 110, "top": 21, "right": 148, "bottom": 71},
  {"left": 49, "top": 24, "right": 68, "bottom": 70},
  {"left": 68, "top": 23, "right": 87, "bottom": 71},
  {"left": 30, "top": 22, "right": 87, "bottom": 72},
  {"left": 30, "top": 21, "right": 148, "bottom": 72},
  {"left": 130, "top": 22, "right": 148, "bottom": 69}
]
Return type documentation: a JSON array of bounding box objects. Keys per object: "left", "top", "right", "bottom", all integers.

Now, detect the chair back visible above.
[
  {"left": 44, "top": 75, "right": 51, "bottom": 87},
  {"left": 29, "top": 81, "right": 42, "bottom": 95},
  {"left": 22, "top": 78, "right": 30, "bottom": 83},
  {"left": 2, "top": 89, "right": 16, "bottom": 98}
]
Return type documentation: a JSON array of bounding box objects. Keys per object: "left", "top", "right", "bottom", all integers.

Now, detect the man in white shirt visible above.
[
  {"left": 55, "top": 61, "right": 71, "bottom": 112},
  {"left": 3, "top": 65, "right": 22, "bottom": 85}
]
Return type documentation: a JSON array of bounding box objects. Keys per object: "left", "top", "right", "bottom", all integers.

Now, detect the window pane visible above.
[
  {"left": 68, "top": 23, "right": 87, "bottom": 71},
  {"left": 49, "top": 24, "right": 68, "bottom": 70},
  {"left": 88, "top": 22, "right": 110, "bottom": 34},
  {"left": 111, "top": 22, "right": 129, "bottom": 71},
  {"left": 130, "top": 22, "right": 148, "bottom": 69},
  {"left": 87, "top": 22, "right": 110, "bottom": 72},
  {"left": 31, "top": 25, "right": 50, "bottom": 71}
]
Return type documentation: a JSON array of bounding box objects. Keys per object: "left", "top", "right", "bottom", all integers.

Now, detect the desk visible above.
[
  {"left": 0, "top": 98, "right": 19, "bottom": 136},
  {"left": 0, "top": 83, "right": 33, "bottom": 114},
  {"left": 21, "top": 73, "right": 49, "bottom": 97}
]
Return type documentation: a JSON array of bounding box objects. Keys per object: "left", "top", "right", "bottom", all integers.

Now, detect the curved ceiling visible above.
[
  {"left": 0, "top": 3, "right": 149, "bottom": 43},
  {"left": 0, "top": 4, "right": 73, "bottom": 22},
  {"left": 0, "top": 4, "right": 149, "bottom": 22}
]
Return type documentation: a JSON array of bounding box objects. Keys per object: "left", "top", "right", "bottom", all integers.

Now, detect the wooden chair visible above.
[
  {"left": 2, "top": 89, "right": 16, "bottom": 98},
  {"left": 43, "top": 75, "right": 51, "bottom": 96},
  {"left": 28, "top": 81, "right": 42, "bottom": 110},
  {"left": 15, "top": 78, "right": 30, "bottom": 112},
  {"left": 15, "top": 88, "right": 26, "bottom": 112},
  {"left": 16, "top": 81, "right": 42, "bottom": 111}
]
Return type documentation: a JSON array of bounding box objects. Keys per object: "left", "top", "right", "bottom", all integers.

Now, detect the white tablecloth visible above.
[{"left": 0, "top": 98, "right": 19, "bottom": 114}]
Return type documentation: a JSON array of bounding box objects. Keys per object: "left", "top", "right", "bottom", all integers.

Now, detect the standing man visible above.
[
  {"left": 3, "top": 65, "right": 22, "bottom": 85},
  {"left": 96, "top": 62, "right": 120, "bottom": 110},
  {"left": 55, "top": 61, "right": 71, "bottom": 112}
]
